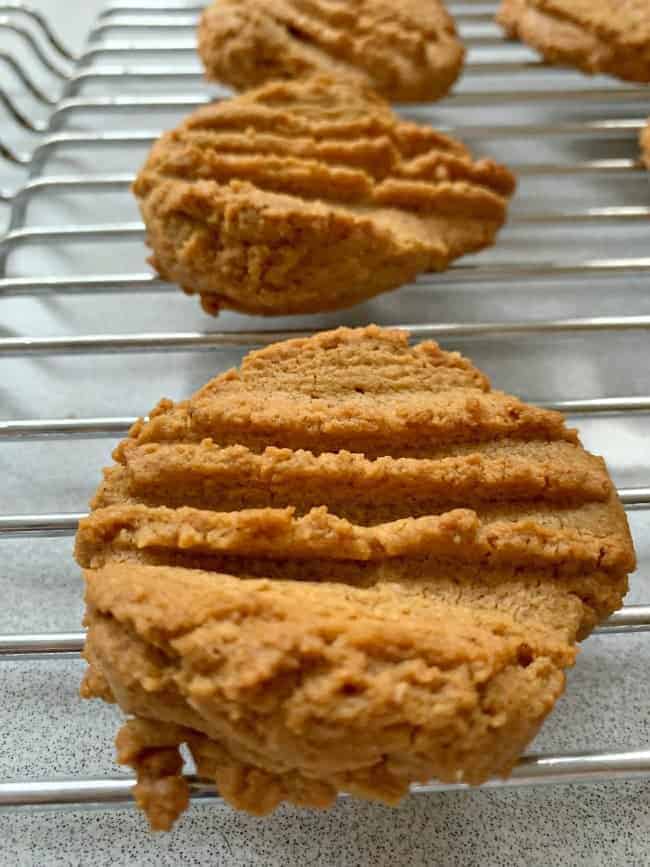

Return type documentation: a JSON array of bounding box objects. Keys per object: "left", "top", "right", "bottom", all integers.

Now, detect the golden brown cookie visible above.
[
  {"left": 198, "top": 0, "right": 465, "bottom": 103},
  {"left": 640, "top": 120, "right": 650, "bottom": 168},
  {"left": 76, "top": 326, "right": 635, "bottom": 829},
  {"left": 133, "top": 77, "right": 515, "bottom": 317},
  {"left": 497, "top": 0, "right": 650, "bottom": 82}
]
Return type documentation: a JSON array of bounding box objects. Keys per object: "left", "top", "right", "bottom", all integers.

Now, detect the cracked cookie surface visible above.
[
  {"left": 198, "top": 0, "right": 465, "bottom": 102},
  {"left": 77, "top": 326, "right": 635, "bottom": 828},
  {"left": 133, "top": 77, "right": 515, "bottom": 316},
  {"left": 498, "top": 0, "right": 650, "bottom": 82}
]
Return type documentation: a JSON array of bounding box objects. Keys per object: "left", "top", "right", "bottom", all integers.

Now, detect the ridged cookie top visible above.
[
  {"left": 78, "top": 326, "right": 635, "bottom": 825},
  {"left": 531, "top": 0, "right": 650, "bottom": 47},
  {"left": 134, "top": 78, "right": 513, "bottom": 219},
  {"left": 78, "top": 326, "right": 634, "bottom": 640},
  {"left": 498, "top": 0, "right": 650, "bottom": 81},
  {"left": 198, "top": 0, "right": 465, "bottom": 102},
  {"left": 133, "top": 78, "right": 515, "bottom": 316}
]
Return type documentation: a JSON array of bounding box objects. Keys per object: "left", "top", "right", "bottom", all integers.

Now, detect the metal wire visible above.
[
  {"left": 0, "top": 18, "right": 70, "bottom": 79},
  {"left": 9, "top": 86, "right": 650, "bottom": 132},
  {"left": 1, "top": 118, "right": 644, "bottom": 178},
  {"left": 0, "top": 4, "right": 75, "bottom": 61},
  {"left": 1, "top": 0, "right": 649, "bottom": 817},
  {"left": 3, "top": 606, "right": 650, "bottom": 661},
  {"left": 3, "top": 748, "right": 650, "bottom": 813},
  {"left": 2, "top": 316, "right": 650, "bottom": 357},
  {"left": 0, "top": 4, "right": 646, "bottom": 167},
  {"left": 2, "top": 195, "right": 648, "bottom": 226},
  {"left": 2, "top": 397, "right": 648, "bottom": 441},
  {"left": 0, "top": 487, "right": 647, "bottom": 539},
  {"left": 0, "top": 2, "right": 510, "bottom": 154},
  {"left": 2, "top": 258, "right": 650, "bottom": 300}
]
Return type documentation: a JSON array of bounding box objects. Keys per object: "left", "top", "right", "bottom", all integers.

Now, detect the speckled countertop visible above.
[{"left": 1, "top": 2, "right": 649, "bottom": 865}]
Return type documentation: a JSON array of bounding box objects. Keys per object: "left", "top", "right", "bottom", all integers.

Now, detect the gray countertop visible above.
[{"left": 1, "top": 2, "right": 649, "bottom": 864}]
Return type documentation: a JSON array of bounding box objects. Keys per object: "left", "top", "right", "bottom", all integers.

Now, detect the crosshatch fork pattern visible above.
[{"left": 0, "top": 0, "right": 649, "bottom": 818}]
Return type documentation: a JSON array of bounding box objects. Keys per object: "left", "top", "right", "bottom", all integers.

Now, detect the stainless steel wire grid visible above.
[{"left": 0, "top": 0, "right": 649, "bottom": 818}]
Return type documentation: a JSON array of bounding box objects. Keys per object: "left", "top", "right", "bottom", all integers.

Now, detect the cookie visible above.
[
  {"left": 133, "top": 77, "right": 515, "bottom": 316},
  {"left": 641, "top": 120, "right": 650, "bottom": 168},
  {"left": 76, "top": 326, "right": 635, "bottom": 829},
  {"left": 198, "top": 0, "right": 465, "bottom": 103},
  {"left": 497, "top": 0, "right": 650, "bottom": 82}
]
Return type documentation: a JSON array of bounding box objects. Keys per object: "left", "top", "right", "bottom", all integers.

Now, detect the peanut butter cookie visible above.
[
  {"left": 77, "top": 326, "right": 635, "bottom": 829},
  {"left": 133, "top": 77, "right": 515, "bottom": 316},
  {"left": 498, "top": 0, "right": 650, "bottom": 82},
  {"left": 198, "top": 0, "right": 465, "bottom": 102}
]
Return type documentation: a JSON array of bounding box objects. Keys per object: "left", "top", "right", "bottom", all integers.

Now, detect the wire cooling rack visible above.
[{"left": 0, "top": 0, "right": 649, "bottom": 817}]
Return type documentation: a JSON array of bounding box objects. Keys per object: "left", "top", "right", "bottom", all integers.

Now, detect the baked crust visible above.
[
  {"left": 498, "top": 0, "right": 650, "bottom": 82},
  {"left": 198, "top": 0, "right": 465, "bottom": 102},
  {"left": 77, "top": 326, "right": 635, "bottom": 828},
  {"left": 133, "top": 77, "right": 515, "bottom": 316}
]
